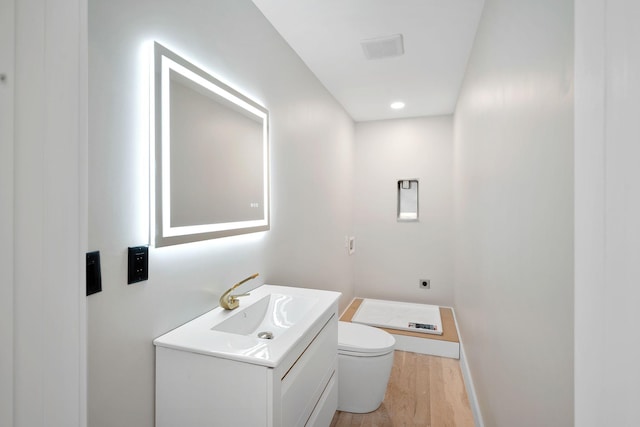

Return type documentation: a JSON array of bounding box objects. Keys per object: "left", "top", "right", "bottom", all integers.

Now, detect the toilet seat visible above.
[{"left": 338, "top": 321, "right": 395, "bottom": 357}]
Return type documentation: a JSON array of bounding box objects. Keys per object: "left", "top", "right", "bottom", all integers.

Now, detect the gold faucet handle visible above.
[
  {"left": 231, "top": 292, "right": 250, "bottom": 298},
  {"left": 219, "top": 273, "right": 259, "bottom": 310}
]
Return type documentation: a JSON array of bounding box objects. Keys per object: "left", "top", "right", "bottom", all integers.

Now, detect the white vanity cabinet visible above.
[{"left": 155, "top": 295, "right": 338, "bottom": 427}]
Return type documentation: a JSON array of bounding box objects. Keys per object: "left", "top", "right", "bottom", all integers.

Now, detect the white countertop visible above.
[{"left": 153, "top": 284, "right": 340, "bottom": 367}]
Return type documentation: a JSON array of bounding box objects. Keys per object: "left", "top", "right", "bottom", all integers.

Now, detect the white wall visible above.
[
  {"left": 575, "top": 1, "right": 640, "bottom": 425},
  {"left": 353, "top": 116, "right": 454, "bottom": 306},
  {"left": 453, "top": 0, "right": 574, "bottom": 426},
  {"left": 265, "top": 89, "right": 355, "bottom": 305},
  {"left": 88, "top": 1, "right": 354, "bottom": 426}
]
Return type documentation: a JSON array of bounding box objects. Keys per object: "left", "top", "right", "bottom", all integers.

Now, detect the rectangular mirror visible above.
[{"left": 152, "top": 43, "right": 270, "bottom": 247}]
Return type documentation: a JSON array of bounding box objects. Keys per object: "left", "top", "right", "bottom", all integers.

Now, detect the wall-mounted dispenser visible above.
[{"left": 397, "top": 179, "right": 419, "bottom": 221}]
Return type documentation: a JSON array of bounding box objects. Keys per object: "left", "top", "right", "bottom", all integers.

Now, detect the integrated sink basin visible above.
[
  {"left": 211, "top": 292, "right": 316, "bottom": 338},
  {"left": 153, "top": 284, "right": 340, "bottom": 367}
]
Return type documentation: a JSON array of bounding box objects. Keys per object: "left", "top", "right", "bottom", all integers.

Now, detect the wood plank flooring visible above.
[{"left": 330, "top": 350, "right": 474, "bottom": 427}]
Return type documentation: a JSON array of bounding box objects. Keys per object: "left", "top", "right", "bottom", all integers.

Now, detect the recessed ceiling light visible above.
[{"left": 390, "top": 101, "right": 405, "bottom": 110}]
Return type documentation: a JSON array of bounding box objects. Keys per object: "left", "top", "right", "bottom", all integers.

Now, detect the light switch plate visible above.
[{"left": 86, "top": 251, "right": 102, "bottom": 296}]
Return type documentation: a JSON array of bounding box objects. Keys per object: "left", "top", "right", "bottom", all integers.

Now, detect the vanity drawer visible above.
[
  {"left": 305, "top": 370, "right": 337, "bottom": 427},
  {"left": 281, "top": 317, "right": 337, "bottom": 427}
]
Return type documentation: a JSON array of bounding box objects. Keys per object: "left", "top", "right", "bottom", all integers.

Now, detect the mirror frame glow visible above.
[{"left": 151, "top": 42, "right": 270, "bottom": 247}]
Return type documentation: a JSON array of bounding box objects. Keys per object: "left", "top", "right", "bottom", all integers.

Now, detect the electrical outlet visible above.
[
  {"left": 419, "top": 279, "right": 430, "bottom": 289},
  {"left": 348, "top": 236, "right": 355, "bottom": 255},
  {"left": 128, "top": 246, "right": 149, "bottom": 284}
]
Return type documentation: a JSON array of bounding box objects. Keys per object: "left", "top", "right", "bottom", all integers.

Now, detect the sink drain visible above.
[{"left": 257, "top": 331, "right": 274, "bottom": 340}]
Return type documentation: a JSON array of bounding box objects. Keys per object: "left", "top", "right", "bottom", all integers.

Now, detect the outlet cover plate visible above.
[{"left": 128, "top": 246, "right": 149, "bottom": 284}]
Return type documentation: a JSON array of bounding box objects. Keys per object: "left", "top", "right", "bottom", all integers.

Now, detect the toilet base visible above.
[{"left": 337, "top": 350, "right": 394, "bottom": 413}]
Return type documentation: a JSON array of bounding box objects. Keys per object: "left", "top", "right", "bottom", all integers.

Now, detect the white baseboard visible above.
[
  {"left": 451, "top": 310, "right": 484, "bottom": 427},
  {"left": 391, "top": 333, "right": 460, "bottom": 359},
  {"left": 459, "top": 342, "right": 484, "bottom": 427}
]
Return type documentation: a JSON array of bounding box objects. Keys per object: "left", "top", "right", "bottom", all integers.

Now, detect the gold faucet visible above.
[{"left": 219, "top": 273, "right": 259, "bottom": 310}]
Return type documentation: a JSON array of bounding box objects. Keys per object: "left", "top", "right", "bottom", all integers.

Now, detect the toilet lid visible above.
[{"left": 338, "top": 321, "right": 395, "bottom": 355}]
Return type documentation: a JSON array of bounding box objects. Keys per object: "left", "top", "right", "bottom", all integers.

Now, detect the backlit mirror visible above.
[{"left": 152, "top": 42, "right": 270, "bottom": 247}]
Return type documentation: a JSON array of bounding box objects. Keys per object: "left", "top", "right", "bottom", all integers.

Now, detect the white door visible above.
[{"left": 0, "top": 0, "right": 15, "bottom": 425}]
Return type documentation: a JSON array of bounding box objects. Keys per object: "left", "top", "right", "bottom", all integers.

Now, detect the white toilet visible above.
[{"left": 337, "top": 321, "right": 396, "bottom": 413}]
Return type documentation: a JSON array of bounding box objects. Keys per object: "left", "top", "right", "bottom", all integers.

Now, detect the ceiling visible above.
[{"left": 252, "top": 0, "right": 485, "bottom": 122}]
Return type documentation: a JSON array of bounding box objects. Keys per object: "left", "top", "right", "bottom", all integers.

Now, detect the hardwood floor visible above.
[{"left": 330, "top": 350, "right": 474, "bottom": 427}]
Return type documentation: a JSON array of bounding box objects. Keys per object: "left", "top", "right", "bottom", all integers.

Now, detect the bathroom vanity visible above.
[{"left": 154, "top": 285, "right": 340, "bottom": 427}]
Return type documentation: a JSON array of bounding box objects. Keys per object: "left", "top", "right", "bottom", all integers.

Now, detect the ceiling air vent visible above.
[{"left": 360, "top": 34, "right": 404, "bottom": 60}]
